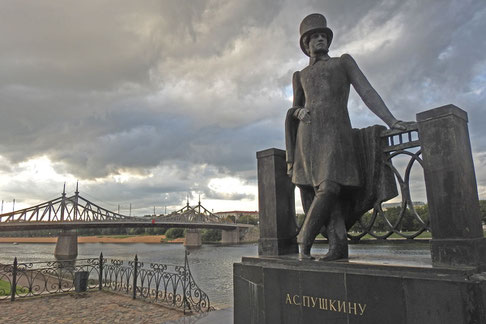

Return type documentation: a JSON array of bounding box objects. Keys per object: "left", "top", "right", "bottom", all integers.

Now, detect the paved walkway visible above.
[
  {"left": 165, "top": 307, "right": 234, "bottom": 324},
  {"left": 0, "top": 291, "right": 187, "bottom": 324}
]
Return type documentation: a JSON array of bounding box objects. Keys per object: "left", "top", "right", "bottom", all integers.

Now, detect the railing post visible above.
[
  {"left": 132, "top": 255, "right": 138, "bottom": 299},
  {"left": 183, "top": 250, "right": 188, "bottom": 314},
  {"left": 99, "top": 252, "right": 103, "bottom": 291},
  {"left": 10, "top": 257, "right": 17, "bottom": 301},
  {"left": 417, "top": 105, "right": 485, "bottom": 269},
  {"left": 126, "top": 267, "right": 130, "bottom": 294}
]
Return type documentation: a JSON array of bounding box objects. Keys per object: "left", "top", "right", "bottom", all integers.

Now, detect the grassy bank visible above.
[{"left": 0, "top": 279, "right": 27, "bottom": 296}]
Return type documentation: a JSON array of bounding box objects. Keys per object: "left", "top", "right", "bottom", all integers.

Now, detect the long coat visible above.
[
  {"left": 287, "top": 55, "right": 360, "bottom": 187},
  {"left": 285, "top": 54, "right": 398, "bottom": 227}
]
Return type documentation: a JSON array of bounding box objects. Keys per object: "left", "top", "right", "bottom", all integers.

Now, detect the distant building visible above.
[{"left": 214, "top": 211, "right": 259, "bottom": 220}]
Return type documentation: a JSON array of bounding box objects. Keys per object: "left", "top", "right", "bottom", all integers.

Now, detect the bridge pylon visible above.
[
  {"left": 54, "top": 229, "right": 78, "bottom": 260},
  {"left": 221, "top": 227, "right": 240, "bottom": 244},
  {"left": 184, "top": 228, "right": 202, "bottom": 247}
]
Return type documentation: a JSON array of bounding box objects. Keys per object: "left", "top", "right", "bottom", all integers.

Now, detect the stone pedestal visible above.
[
  {"left": 234, "top": 256, "right": 486, "bottom": 324},
  {"left": 417, "top": 105, "right": 486, "bottom": 269},
  {"left": 257, "top": 148, "right": 298, "bottom": 256},
  {"left": 184, "top": 229, "right": 202, "bottom": 247},
  {"left": 235, "top": 105, "right": 486, "bottom": 323},
  {"left": 54, "top": 230, "right": 78, "bottom": 260},
  {"left": 222, "top": 228, "right": 240, "bottom": 244}
]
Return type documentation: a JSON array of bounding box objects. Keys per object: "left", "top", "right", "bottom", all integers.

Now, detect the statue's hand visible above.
[
  {"left": 287, "top": 163, "right": 293, "bottom": 177},
  {"left": 296, "top": 108, "right": 311, "bottom": 124},
  {"left": 390, "top": 120, "right": 407, "bottom": 131}
]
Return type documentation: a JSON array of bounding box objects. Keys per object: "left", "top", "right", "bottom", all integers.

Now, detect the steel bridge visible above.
[{"left": 0, "top": 185, "right": 250, "bottom": 232}]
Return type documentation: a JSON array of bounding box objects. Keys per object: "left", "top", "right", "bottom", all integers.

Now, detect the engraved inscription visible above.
[{"left": 285, "top": 293, "right": 367, "bottom": 316}]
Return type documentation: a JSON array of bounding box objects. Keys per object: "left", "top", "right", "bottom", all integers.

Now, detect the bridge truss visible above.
[
  {"left": 159, "top": 200, "right": 230, "bottom": 224},
  {"left": 0, "top": 186, "right": 134, "bottom": 223}
]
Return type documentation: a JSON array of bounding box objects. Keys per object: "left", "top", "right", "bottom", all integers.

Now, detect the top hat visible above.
[{"left": 299, "top": 13, "right": 333, "bottom": 56}]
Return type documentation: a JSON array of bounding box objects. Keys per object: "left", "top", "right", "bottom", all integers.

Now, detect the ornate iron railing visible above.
[
  {"left": 348, "top": 122, "right": 430, "bottom": 241},
  {"left": 0, "top": 252, "right": 213, "bottom": 313},
  {"left": 102, "top": 252, "right": 213, "bottom": 313},
  {"left": 0, "top": 258, "right": 100, "bottom": 300}
]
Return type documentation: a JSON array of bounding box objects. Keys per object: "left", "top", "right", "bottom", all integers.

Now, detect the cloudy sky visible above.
[{"left": 0, "top": 0, "right": 485, "bottom": 216}]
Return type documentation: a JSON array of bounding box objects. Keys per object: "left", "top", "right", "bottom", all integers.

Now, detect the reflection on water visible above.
[{"left": 0, "top": 241, "right": 430, "bottom": 307}]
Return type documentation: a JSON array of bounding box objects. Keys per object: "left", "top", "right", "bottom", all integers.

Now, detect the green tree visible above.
[
  {"left": 223, "top": 215, "right": 236, "bottom": 223},
  {"left": 145, "top": 228, "right": 157, "bottom": 235},
  {"left": 349, "top": 204, "right": 431, "bottom": 234},
  {"left": 349, "top": 211, "right": 374, "bottom": 232},
  {"left": 128, "top": 227, "right": 144, "bottom": 235},
  {"left": 479, "top": 200, "right": 486, "bottom": 224},
  {"left": 201, "top": 229, "right": 222, "bottom": 242},
  {"left": 165, "top": 228, "right": 185, "bottom": 239},
  {"left": 414, "top": 205, "right": 429, "bottom": 229},
  {"left": 236, "top": 215, "right": 258, "bottom": 225}
]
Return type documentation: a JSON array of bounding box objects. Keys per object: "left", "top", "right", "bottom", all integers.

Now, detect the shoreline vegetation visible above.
[
  {"left": 0, "top": 235, "right": 182, "bottom": 244},
  {"left": 0, "top": 230, "right": 482, "bottom": 245},
  {"left": 0, "top": 225, "right": 261, "bottom": 245},
  {"left": 0, "top": 231, "right": 260, "bottom": 244},
  {"left": 0, "top": 231, "right": 434, "bottom": 244}
]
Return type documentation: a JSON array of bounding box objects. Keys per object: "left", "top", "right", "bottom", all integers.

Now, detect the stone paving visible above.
[
  {"left": 1, "top": 290, "right": 187, "bottom": 324},
  {"left": 165, "top": 307, "right": 234, "bottom": 324}
]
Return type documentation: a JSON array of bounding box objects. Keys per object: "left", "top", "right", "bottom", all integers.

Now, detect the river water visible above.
[{"left": 0, "top": 242, "right": 431, "bottom": 308}]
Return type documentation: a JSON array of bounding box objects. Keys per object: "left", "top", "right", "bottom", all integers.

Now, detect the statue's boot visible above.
[
  {"left": 299, "top": 243, "right": 315, "bottom": 260},
  {"left": 319, "top": 239, "right": 348, "bottom": 261},
  {"left": 298, "top": 182, "right": 339, "bottom": 261},
  {"left": 319, "top": 205, "right": 349, "bottom": 261}
]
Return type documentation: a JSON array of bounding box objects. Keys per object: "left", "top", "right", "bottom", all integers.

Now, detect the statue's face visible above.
[{"left": 307, "top": 32, "right": 328, "bottom": 56}]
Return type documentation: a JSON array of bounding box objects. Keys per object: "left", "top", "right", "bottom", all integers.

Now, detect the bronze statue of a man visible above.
[{"left": 286, "top": 13, "right": 406, "bottom": 260}]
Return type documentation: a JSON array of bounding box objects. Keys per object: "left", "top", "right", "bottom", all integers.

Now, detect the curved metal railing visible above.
[
  {"left": 348, "top": 122, "right": 430, "bottom": 241},
  {"left": 0, "top": 252, "right": 213, "bottom": 313}
]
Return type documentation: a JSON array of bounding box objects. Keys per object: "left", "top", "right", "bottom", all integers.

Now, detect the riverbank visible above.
[
  {"left": 0, "top": 235, "right": 182, "bottom": 244},
  {"left": 0, "top": 226, "right": 260, "bottom": 244}
]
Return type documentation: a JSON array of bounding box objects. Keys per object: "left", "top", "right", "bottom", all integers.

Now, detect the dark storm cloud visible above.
[
  {"left": 1, "top": 0, "right": 485, "bottom": 209},
  {"left": 0, "top": 0, "right": 292, "bottom": 178},
  {"left": 327, "top": 0, "right": 486, "bottom": 132}
]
